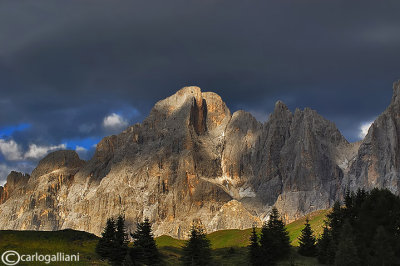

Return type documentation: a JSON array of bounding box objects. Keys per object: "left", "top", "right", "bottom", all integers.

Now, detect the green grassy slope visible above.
[
  {"left": 0, "top": 229, "right": 107, "bottom": 265},
  {"left": 154, "top": 209, "right": 329, "bottom": 265},
  {"left": 0, "top": 209, "right": 329, "bottom": 265},
  {"left": 286, "top": 209, "right": 330, "bottom": 246},
  {"left": 155, "top": 209, "right": 329, "bottom": 248}
]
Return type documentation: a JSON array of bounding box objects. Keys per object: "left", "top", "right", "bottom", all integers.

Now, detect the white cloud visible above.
[
  {"left": 74, "top": 145, "right": 87, "bottom": 156},
  {"left": 75, "top": 146, "right": 87, "bottom": 153},
  {"left": 103, "top": 113, "right": 128, "bottom": 130},
  {"left": 0, "top": 162, "right": 35, "bottom": 186},
  {"left": 24, "top": 143, "right": 66, "bottom": 160},
  {"left": 0, "top": 138, "right": 68, "bottom": 161},
  {"left": 0, "top": 163, "right": 14, "bottom": 186},
  {"left": 0, "top": 139, "right": 23, "bottom": 160},
  {"left": 359, "top": 121, "right": 374, "bottom": 139}
]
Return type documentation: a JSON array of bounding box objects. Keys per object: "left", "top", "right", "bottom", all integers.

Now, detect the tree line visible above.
[
  {"left": 316, "top": 188, "right": 400, "bottom": 265},
  {"left": 96, "top": 188, "right": 400, "bottom": 265},
  {"left": 249, "top": 188, "right": 400, "bottom": 266},
  {"left": 96, "top": 216, "right": 212, "bottom": 265}
]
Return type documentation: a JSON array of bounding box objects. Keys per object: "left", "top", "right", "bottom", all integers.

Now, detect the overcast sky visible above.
[{"left": 1, "top": 0, "right": 400, "bottom": 184}]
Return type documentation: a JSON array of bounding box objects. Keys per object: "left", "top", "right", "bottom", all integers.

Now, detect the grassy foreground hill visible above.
[
  {"left": 0, "top": 229, "right": 107, "bottom": 265},
  {"left": 156, "top": 209, "right": 329, "bottom": 265},
  {"left": 0, "top": 209, "right": 328, "bottom": 265}
]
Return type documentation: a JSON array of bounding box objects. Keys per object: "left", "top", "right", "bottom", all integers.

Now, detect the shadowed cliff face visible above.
[
  {"left": 0, "top": 83, "right": 399, "bottom": 238},
  {"left": 345, "top": 80, "right": 400, "bottom": 194}
]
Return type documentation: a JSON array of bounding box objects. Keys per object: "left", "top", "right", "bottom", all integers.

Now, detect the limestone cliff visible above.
[
  {"left": 0, "top": 171, "right": 30, "bottom": 204},
  {"left": 0, "top": 83, "right": 399, "bottom": 238},
  {"left": 345, "top": 80, "right": 400, "bottom": 194}
]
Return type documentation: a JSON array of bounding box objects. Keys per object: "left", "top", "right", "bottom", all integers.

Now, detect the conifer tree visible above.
[
  {"left": 267, "top": 207, "right": 291, "bottom": 259},
  {"left": 249, "top": 226, "right": 261, "bottom": 266},
  {"left": 260, "top": 207, "right": 291, "bottom": 264},
  {"left": 327, "top": 201, "right": 344, "bottom": 244},
  {"left": 260, "top": 222, "right": 275, "bottom": 265},
  {"left": 316, "top": 225, "right": 335, "bottom": 265},
  {"left": 96, "top": 218, "right": 116, "bottom": 260},
  {"left": 298, "top": 218, "right": 316, "bottom": 257},
  {"left": 370, "top": 226, "right": 396, "bottom": 266},
  {"left": 130, "top": 218, "right": 161, "bottom": 265},
  {"left": 96, "top": 217, "right": 127, "bottom": 265},
  {"left": 122, "top": 252, "right": 135, "bottom": 266},
  {"left": 114, "top": 215, "right": 129, "bottom": 265},
  {"left": 334, "top": 220, "right": 360, "bottom": 266},
  {"left": 181, "top": 224, "right": 212, "bottom": 266}
]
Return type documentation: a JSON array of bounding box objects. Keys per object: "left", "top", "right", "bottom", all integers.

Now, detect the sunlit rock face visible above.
[
  {"left": 0, "top": 171, "right": 30, "bottom": 205},
  {"left": 0, "top": 150, "right": 84, "bottom": 231},
  {"left": 1, "top": 83, "right": 399, "bottom": 238}
]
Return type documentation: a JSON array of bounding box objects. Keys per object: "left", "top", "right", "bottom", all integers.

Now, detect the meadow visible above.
[{"left": 0, "top": 210, "right": 329, "bottom": 265}]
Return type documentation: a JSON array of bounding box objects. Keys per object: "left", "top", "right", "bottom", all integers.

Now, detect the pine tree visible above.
[
  {"left": 334, "top": 220, "right": 360, "bottom": 266},
  {"left": 260, "top": 207, "right": 291, "bottom": 264},
  {"left": 122, "top": 252, "right": 135, "bottom": 266},
  {"left": 344, "top": 189, "right": 353, "bottom": 210},
  {"left": 298, "top": 218, "right": 316, "bottom": 257},
  {"left": 114, "top": 215, "right": 129, "bottom": 265},
  {"left": 96, "top": 218, "right": 116, "bottom": 258},
  {"left": 370, "top": 226, "right": 396, "bottom": 266},
  {"left": 181, "top": 224, "right": 212, "bottom": 266},
  {"left": 267, "top": 207, "right": 291, "bottom": 259},
  {"left": 130, "top": 218, "right": 161, "bottom": 265},
  {"left": 316, "top": 225, "right": 335, "bottom": 265},
  {"left": 248, "top": 226, "right": 261, "bottom": 266},
  {"left": 96, "top": 218, "right": 117, "bottom": 264},
  {"left": 260, "top": 223, "right": 275, "bottom": 265},
  {"left": 327, "top": 201, "right": 344, "bottom": 244}
]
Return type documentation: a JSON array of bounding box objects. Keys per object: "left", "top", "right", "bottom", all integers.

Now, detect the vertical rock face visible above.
[
  {"left": 0, "top": 150, "right": 84, "bottom": 231},
  {"left": 346, "top": 80, "right": 400, "bottom": 194},
  {"left": 0, "top": 171, "right": 30, "bottom": 204},
  {"left": 0, "top": 82, "right": 399, "bottom": 238}
]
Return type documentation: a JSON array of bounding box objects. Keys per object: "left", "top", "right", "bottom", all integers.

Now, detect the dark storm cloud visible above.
[{"left": 1, "top": 0, "right": 400, "bottom": 183}]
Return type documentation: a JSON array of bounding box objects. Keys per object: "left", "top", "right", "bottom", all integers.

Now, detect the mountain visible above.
[
  {"left": 344, "top": 80, "right": 400, "bottom": 194},
  {"left": 0, "top": 82, "right": 399, "bottom": 238}
]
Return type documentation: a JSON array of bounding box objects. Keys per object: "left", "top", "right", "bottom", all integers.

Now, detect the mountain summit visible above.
[{"left": 1, "top": 83, "right": 399, "bottom": 238}]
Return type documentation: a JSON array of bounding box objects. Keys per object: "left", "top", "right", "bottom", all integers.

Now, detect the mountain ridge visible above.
[{"left": 1, "top": 81, "right": 399, "bottom": 238}]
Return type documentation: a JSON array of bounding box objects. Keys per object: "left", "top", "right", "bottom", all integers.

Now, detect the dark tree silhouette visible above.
[
  {"left": 96, "top": 216, "right": 130, "bottom": 266},
  {"left": 96, "top": 217, "right": 123, "bottom": 265},
  {"left": 248, "top": 226, "right": 262, "bottom": 266},
  {"left": 298, "top": 218, "right": 316, "bottom": 257},
  {"left": 130, "top": 218, "right": 161, "bottom": 265},
  {"left": 370, "top": 225, "right": 397, "bottom": 265},
  {"left": 260, "top": 207, "right": 291, "bottom": 264},
  {"left": 316, "top": 225, "right": 335, "bottom": 265},
  {"left": 317, "top": 189, "right": 400, "bottom": 265},
  {"left": 334, "top": 220, "right": 360, "bottom": 266},
  {"left": 96, "top": 218, "right": 116, "bottom": 259},
  {"left": 326, "top": 201, "right": 344, "bottom": 245},
  {"left": 115, "top": 215, "right": 129, "bottom": 265},
  {"left": 181, "top": 224, "right": 212, "bottom": 266}
]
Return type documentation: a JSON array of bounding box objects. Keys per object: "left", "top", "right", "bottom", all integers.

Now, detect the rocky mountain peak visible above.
[
  {"left": 274, "top": 100, "right": 289, "bottom": 112},
  {"left": 5, "top": 171, "right": 30, "bottom": 186},
  {"left": 146, "top": 87, "right": 231, "bottom": 137},
  {"left": 391, "top": 80, "right": 400, "bottom": 104},
  {"left": 177, "top": 86, "right": 203, "bottom": 105},
  {"left": 269, "top": 100, "right": 292, "bottom": 122},
  {"left": 0, "top": 171, "right": 30, "bottom": 204},
  {"left": 2, "top": 82, "right": 400, "bottom": 238},
  {"left": 31, "top": 150, "right": 85, "bottom": 179}
]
